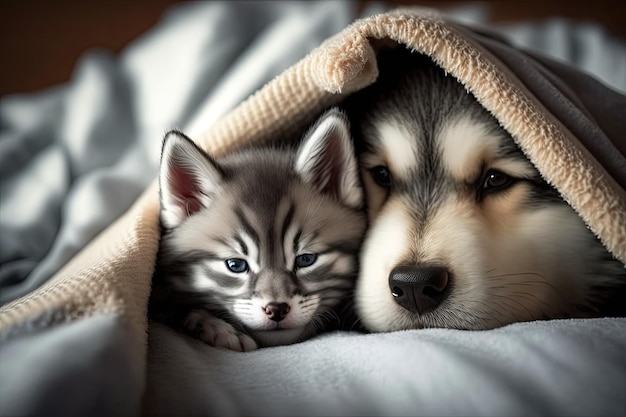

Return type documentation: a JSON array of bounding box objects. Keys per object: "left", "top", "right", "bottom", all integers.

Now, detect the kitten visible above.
[{"left": 149, "top": 109, "right": 367, "bottom": 351}]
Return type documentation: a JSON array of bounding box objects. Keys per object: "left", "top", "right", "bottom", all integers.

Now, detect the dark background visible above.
[{"left": 1, "top": 0, "right": 625, "bottom": 97}]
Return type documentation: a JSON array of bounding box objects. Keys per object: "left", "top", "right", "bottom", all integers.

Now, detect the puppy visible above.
[{"left": 343, "top": 47, "right": 626, "bottom": 331}]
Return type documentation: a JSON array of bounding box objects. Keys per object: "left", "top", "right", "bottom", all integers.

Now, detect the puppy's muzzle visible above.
[{"left": 389, "top": 265, "right": 450, "bottom": 315}]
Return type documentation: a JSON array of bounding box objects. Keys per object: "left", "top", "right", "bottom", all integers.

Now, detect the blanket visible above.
[{"left": 1, "top": 2, "right": 625, "bottom": 416}]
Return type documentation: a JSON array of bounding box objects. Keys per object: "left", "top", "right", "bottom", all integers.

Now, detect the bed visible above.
[{"left": 1, "top": 2, "right": 625, "bottom": 416}]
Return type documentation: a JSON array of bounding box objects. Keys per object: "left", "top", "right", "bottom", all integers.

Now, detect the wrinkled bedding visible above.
[
  {"left": 146, "top": 318, "right": 626, "bottom": 416},
  {"left": 1, "top": 2, "right": 625, "bottom": 416}
]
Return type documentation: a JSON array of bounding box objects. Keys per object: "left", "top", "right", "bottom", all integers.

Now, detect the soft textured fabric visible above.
[
  {"left": 0, "top": 314, "right": 141, "bottom": 417},
  {"left": 1, "top": 2, "right": 625, "bottom": 416},
  {"left": 145, "top": 318, "right": 626, "bottom": 416}
]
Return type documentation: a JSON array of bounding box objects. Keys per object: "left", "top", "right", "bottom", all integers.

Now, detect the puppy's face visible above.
[{"left": 355, "top": 113, "right": 619, "bottom": 331}]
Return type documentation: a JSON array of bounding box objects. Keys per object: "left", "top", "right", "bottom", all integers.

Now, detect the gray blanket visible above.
[{"left": 1, "top": 2, "right": 625, "bottom": 416}]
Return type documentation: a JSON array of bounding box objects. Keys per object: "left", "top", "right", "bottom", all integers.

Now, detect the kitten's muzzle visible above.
[
  {"left": 264, "top": 302, "right": 290, "bottom": 322},
  {"left": 389, "top": 265, "right": 450, "bottom": 315}
]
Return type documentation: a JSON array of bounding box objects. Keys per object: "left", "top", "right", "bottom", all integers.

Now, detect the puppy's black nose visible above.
[
  {"left": 264, "top": 302, "right": 290, "bottom": 322},
  {"left": 389, "top": 265, "right": 450, "bottom": 315}
]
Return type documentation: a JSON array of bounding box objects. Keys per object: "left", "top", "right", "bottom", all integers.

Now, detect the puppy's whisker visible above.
[{"left": 485, "top": 272, "right": 545, "bottom": 279}]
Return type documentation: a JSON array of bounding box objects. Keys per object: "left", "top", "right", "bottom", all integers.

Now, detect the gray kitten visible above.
[{"left": 150, "top": 109, "right": 367, "bottom": 351}]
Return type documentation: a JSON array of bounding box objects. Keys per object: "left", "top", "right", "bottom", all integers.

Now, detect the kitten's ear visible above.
[
  {"left": 159, "top": 130, "right": 223, "bottom": 229},
  {"left": 295, "top": 108, "right": 363, "bottom": 209}
]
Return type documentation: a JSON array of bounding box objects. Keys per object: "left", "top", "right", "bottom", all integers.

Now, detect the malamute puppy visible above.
[
  {"left": 343, "top": 47, "right": 625, "bottom": 332},
  {"left": 150, "top": 109, "right": 366, "bottom": 351}
]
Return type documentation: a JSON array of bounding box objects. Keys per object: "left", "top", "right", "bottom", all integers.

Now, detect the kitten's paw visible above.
[{"left": 183, "top": 310, "right": 257, "bottom": 352}]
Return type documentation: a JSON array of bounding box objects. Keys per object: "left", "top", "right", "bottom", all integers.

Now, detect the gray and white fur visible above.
[
  {"left": 150, "top": 109, "right": 367, "bottom": 351},
  {"left": 342, "top": 46, "right": 626, "bottom": 332}
]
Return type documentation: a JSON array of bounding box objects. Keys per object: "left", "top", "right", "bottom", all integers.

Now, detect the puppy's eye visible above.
[
  {"left": 370, "top": 166, "right": 392, "bottom": 188},
  {"left": 482, "top": 170, "right": 515, "bottom": 193},
  {"left": 295, "top": 253, "right": 317, "bottom": 268},
  {"left": 225, "top": 258, "right": 248, "bottom": 273}
]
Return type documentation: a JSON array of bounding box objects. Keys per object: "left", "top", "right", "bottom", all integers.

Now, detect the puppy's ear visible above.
[
  {"left": 295, "top": 108, "right": 363, "bottom": 209},
  {"left": 159, "top": 131, "right": 223, "bottom": 229}
]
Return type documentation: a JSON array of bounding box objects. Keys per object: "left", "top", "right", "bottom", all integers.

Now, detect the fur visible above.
[
  {"left": 150, "top": 109, "right": 366, "bottom": 351},
  {"left": 342, "top": 47, "right": 626, "bottom": 332}
]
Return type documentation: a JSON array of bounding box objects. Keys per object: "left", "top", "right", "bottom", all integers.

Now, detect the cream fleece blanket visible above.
[{"left": 1, "top": 4, "right": 625, "bottom": 416}]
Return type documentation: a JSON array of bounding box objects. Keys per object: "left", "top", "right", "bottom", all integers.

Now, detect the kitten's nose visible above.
[
  {"left": 389, "top": 265, "right": 450, "bottom": 315},
  {"left": 264, "top": 302, "right": 290, "bottom": 322}
]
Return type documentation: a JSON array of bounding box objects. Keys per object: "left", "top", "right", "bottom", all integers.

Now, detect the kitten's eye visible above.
[
  {"left": 482, "top": 170, "right": 515, "bottom": 193},
  {"left": 225, "top": 258, "right": 248, "bottom": 273},
  {"left": 370, "top": 165, "right": 392, "bottom": 188},
  {"left": 295, "top": 253, "right": 317, "bottom": 268}
]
